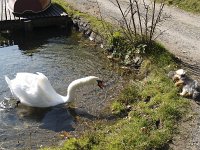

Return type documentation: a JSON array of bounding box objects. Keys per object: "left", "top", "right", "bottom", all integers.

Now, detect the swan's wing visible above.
[
  {"left": 8, "top": 72, "right": 62, "bottom": 107},
  {"left": 6, "top": 73, "right": 40, "bottom": 106},
  {"left": 15, "top": 72, "right": 56, "bottom": 96},
  {"left": 14, "top": 72, "right": 40, "bottom": 95},
  {"left": 36, "top": 72, "right": 58, "bottom": 95}
]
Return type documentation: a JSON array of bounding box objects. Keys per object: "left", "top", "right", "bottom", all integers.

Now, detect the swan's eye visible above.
[{"left": 97, "top": 80, "right": 104, "bottom": 89}]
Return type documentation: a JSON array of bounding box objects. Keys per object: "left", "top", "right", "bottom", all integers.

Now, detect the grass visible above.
[
  {"left": 159, "top": 0, "right": 200, "bottom": 13},
  {"left": 52, "top": 0, "right": 114, "bottom": 40},
  {"left": 42, "top": 42, "right": 190, "bottom": 150},
  {"left": 42, "top": 1, "right": 190, "bottom": 149}
]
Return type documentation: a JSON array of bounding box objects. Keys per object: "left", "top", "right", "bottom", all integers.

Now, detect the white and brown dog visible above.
[{"left": 168, "top": 69, "right": 200, "bottom": 100}]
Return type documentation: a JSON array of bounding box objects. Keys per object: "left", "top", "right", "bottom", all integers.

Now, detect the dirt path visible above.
[
  {"left": 65, "top": 0, "right": 200, "bottom": 64},
  {"left": 157, "top": 4, "right": 200, "bottom": 65},
  {"left": 64, "top": 0, "right": 200, "bottom": 149}
]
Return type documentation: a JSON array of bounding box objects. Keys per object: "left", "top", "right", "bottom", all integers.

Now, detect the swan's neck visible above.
[{"left": 63, "top": 77, "right": 95, "bottom": 103}]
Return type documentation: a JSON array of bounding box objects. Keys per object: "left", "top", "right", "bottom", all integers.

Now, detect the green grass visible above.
[
  {"left": 52, "top": 0, "right": 114, "bottom": 40},
  {"left": 159, "top": 0, "right": 200, "bottom": 13},
  {"left": 42, "top": 42, "right": 189, "bottom": 150},
  {"left": 42, "top": 1, "right": 190, "bottom": 150}
]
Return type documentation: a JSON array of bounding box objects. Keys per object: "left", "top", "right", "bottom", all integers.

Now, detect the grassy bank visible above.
[
  {"left": 43, "top": 43, "right": 189, "bottom": 150},
  {"left": 52, "top": 0, "right": 113, "bottom": 40},
  {"left": 160, "top": 0, "right": 200, "bottom": 13},
  {"left": 43, "top": 0, "right": 190, "bottom": 149}
]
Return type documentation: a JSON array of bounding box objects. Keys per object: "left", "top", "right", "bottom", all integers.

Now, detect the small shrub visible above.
[{"left": 111, "top": 101, "right": 126, "bottom": 114}]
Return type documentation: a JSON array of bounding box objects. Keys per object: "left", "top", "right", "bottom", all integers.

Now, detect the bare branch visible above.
[
  {"left": 143, "top": 0, "right": 149, "bottom": 42},
  {"left": 134, "top": 0, "right": 143, "bottom": 36},
  {"left": 150, "top": 2, "right": 165, "bottom": 41},
  {"left": 129, "top": 0, "right": 137, "bottom": 37},
  {"left": 124, "top": 5, "right": 131, "bottom": 18},
  {"left": 115, "top": 0, "right": 134, "bottom": 42},
  {"left": 149, "top": 0, "right": 156, "bottom": 41},
  {"left": 153, "top": 28, "right": 169, "bottom": 41}
]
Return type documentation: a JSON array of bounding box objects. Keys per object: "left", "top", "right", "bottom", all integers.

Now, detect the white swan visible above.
[{"left": 5, "top": 72, "right": 104, "bottom": 108}]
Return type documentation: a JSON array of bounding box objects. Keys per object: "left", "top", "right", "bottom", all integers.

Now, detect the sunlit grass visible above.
[
  {"left": 42, "top": 1, "right": 191, "bottom": 150},
  {"left": 52, "top": 0, "right": 113, "bottom": 40},
  {"left": 42, "top": 42, "right": 190, "bottom": 150},
  {"left": 159, "top": 0, "right": 200, "bottom": 13}
]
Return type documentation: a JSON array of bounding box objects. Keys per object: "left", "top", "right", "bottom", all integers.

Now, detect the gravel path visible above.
[
  {"left": 66, "top": 0, "right": 200, "bottom": 64},
  {"left": 64, "top": 0, "right": 200, "bottom": 149}
]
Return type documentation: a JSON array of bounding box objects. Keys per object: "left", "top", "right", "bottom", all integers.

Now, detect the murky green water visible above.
[{"left": 0, "top": 28, "right": 124, "bottom": 149}]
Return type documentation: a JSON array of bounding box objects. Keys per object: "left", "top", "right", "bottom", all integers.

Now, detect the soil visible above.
[{"left": 63, "top": 0, "right": 200, "bottom": 149}]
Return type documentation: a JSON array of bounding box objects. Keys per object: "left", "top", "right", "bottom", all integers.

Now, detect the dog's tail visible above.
[
  {"left": 193, "top": 80, "right": 199, "bottom": 89},
  {"left": 193, "top": 90, "right": 200, "bottom": 101}
]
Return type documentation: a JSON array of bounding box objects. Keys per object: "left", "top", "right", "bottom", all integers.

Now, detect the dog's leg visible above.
[{"left": 179, "top": 87, "right": 188, "bottom": 97}]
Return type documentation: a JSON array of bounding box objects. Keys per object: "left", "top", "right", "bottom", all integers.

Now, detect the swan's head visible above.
[
  {"left": 97, "top": 79, "right": 104, "bottom": 89},
  {"left": 65, "top": 76, "right": 104, "bottom": 103},
  {"left": 85, "top": 76, "right": 104, "bottom": 89}
]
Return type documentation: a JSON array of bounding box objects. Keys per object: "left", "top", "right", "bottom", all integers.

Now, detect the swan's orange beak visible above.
[{"left": 97, "top": 80, "right": 104, "bottom": 89}]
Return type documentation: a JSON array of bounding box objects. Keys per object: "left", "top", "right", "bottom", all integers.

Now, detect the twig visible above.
[
  {"left": 149, "top": 0, "right": 156, "bottom": 41},
  {"left": 143, "top": 0, "right": 149, "bottom": 42},
  {"left": 151, "top": 3, "right": 165, "bottom": 40},
  {"left": 115, "top": 0, "right": 134, "bottom": 41},
  {"left": 153, "top": 28, "right": 169, "bottom": 41},
  {"left": 129, "top": 0, "right": 137, "bottom": 37},
  {"left": 134, "top": 0, "right": 143, "bottom": 36},
  {"left": 94, "top": 0, "right": 113, "bottom": 39}
]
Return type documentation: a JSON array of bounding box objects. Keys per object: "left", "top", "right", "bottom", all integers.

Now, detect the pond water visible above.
[{"left": 0, "top": 28, "right": 124, "bottom": 149}]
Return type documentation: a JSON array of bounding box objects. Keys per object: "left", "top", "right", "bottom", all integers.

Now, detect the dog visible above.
[
  {"left": 168, "top": 69, "right": 186, "bottom": 82},
  {"left": 168, "top": 69, "right": 200, "bottom": 100}
]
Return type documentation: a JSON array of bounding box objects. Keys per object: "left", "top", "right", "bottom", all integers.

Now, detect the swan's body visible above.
[{"left": 5, "top": 72, "right": 103, "bottom": 107}]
